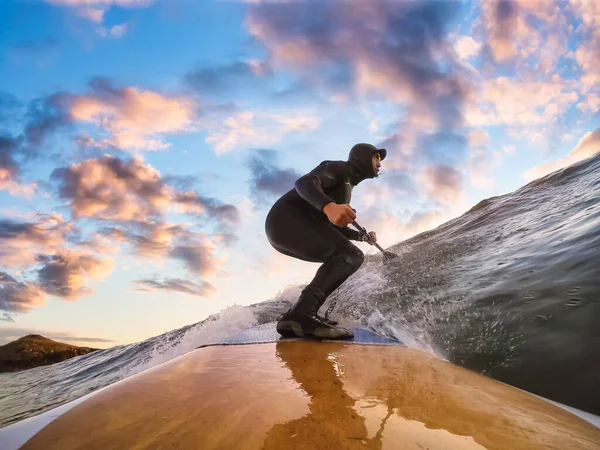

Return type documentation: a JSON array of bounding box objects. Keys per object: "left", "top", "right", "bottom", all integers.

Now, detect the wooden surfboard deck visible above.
[{"left": 19, "top": 339, "right": 600, "bottom": 449}]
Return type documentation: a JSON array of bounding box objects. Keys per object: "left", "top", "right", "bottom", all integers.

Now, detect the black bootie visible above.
[{"left": 276, "top": 287, "right": 353, "bottom": 340}]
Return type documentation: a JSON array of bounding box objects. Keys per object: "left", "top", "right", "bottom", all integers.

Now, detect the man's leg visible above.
[{"left": 265, "top": 206, "right": 364, "bottom": 338}]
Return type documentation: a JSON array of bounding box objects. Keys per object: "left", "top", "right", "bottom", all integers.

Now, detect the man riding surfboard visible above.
[{"left": 265, "top": 143, "right": 386, "bottom": 339}]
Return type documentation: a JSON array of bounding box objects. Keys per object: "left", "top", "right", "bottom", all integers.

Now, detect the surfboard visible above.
[{"left": 2, "top": 325, "right": 599, "bottom": 449}]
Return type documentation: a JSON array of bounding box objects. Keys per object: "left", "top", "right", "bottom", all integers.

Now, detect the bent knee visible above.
[{"left": 343, "top": 245, "right": 364, "bottom": 269}]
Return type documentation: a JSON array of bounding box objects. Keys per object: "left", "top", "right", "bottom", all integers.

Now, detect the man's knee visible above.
[{"left": 342, "top": 244, "right": 364, "bottom": 270}]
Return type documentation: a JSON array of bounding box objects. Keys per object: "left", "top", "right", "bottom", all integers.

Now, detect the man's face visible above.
[{"left": 372, "top": 152, "right": 382, "bottom": 176}]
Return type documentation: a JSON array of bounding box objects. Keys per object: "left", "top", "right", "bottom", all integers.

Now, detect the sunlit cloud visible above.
[
  {"left": 52, "top": 155, "right": 239, "bottom": 224},
  {"left": 132, "top": 277, "right": 216, "bottom": 297},
  {"left": 0, "top": 214, "right": 74, "bottom": 267},
  {"left": 205, "top": 110, "right": 319, "bottom": 154},
  {"left": 0, "top": 272, "right": 46, "bottom": 313},
  {"left": 419, "top": 165, "right": 463, "bottom": 205},
  {"left": 36, "top": 250, "right": 115, "bottom": 299},
  {"left": 465, "top": 76, "right": 579, "bottom": 127},
  {"left": 523, "top": 127, "right": 600, "bottom": 181},
  {"left": 70, "top": 78, "right": 197, "bottom": 151}
]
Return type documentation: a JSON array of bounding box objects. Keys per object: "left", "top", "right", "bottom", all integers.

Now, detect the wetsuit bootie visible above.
[
  {"left": 278, "top": 309, "right": 338, "bottom": 326},
  {"left": 276, "top": 313, "right": 353, "bottom": 339},
  {"left": 317, "top": 314, "right": 338, "bottom": 326},
  {"left": 276, "top": 287, "right": 352, "bottom": 339}
]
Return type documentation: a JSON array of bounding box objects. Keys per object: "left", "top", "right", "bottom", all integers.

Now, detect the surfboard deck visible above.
[{"left": 17, "top": 338, "right": 600, "bottom": 450}]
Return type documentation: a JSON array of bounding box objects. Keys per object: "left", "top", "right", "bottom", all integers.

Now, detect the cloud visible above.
[
  {"left": 205, "top": 109, "right": 319, "bottom": 154},
  {"left": 402, "top": 208, "right": 450, "bottom": 238},
  {"left": 77, "top": 7, "right": 105, "bottom": 22},
  {"left": 97, "top": 22, "right": 131, "bottom": 39},
  {"left": 35, "top": 251, "right": 115, "bottom": 299},
  {"left": 577, "top": 93, "right": 600, "bottom": 113},
  {"left": 0, "top": 214, "right": 74, "bottom": 267},
  {"left": 1, "top": 312, "right": 14, "bottom": 322},
  {"left": 23, "top": 92, "right": 73, "bottom": 156},
  {"left": 111, "top": 222, "right": 183, "bottom": 259},
  {"left": 51, "top": 155, "right": 239, "bottom": 225},
  {"left": 185, "top": 60, "right": 272, "bottom": 97},
  {"left": 575, "top": 39, "right": 600, "bottom": 89},
  {"left": 468, "top": 129, "right": 491, "bottom": 148},
  {"left": 468, "top": 148, "right": 502, "bottom": 189},
  {"left": 0, "top": 272, "right": 46, "bottom": 313},
  {"left": 482, "top": 0, "right": 522, "bottom": 62},
  {"left": 131, "top": 277, "right": 215, "bottom": 297},
  {"left": 453, "top": 35, "right": 482, "bottom": 60},
  {"left": 47, "top": 0, "right": 153, "bottom": 5},
  {"left": 169, "top": 243, "right": 219, "bottom": 277},
  {"left": 52, "top": 155, "right": 170, "bottom": 220},
  {"left": 523, "top": 128, "right": 600, "bottom": 181},
  {"left": 246, "top": 1, "right": 471, "bottom": 134},
  {"left": 100, "top": 221, "right": 226, "bottom": 276},
  {"left": 69, "top": 77, "right": 197, "bottom": 151},
  {"left": 419, "top": 165, "right": 463, "bottom": 205},
  {"left": 0, "top": 135, "right": 37, "bottom": 197},
  {"left": 46, "top": 0, "right": 155, "bottom": 23},
  {"left": 173, "top": 191, "right": 240, "bottom": 225},
  {"left": 247, "top": 149, "right": 300, "bottom": 201},
  {"left": 465, "top": 76, "right": 579, "bottom": 127}
]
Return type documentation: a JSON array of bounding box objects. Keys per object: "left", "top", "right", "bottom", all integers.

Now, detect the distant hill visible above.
[{"left": 0, "top": 334, "right": 99, "bottom": 373}]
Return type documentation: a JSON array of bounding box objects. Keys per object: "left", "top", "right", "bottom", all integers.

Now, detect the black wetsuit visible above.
[{"left": 265, "top": 144, "right": 382, "bottom": 319}]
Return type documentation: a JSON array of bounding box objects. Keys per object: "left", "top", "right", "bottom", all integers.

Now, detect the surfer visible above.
[{"left": 265, "top": 143, "right": 386, "bottom": 339}]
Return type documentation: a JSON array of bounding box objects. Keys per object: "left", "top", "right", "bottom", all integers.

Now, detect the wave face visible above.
[{"left": 1, "top": 152, "right": 599, "bottom": 427}]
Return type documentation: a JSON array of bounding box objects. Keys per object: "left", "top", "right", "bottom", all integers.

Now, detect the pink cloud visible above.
[
  {"left": 523, "top": 127, "right": 600, "bottom": 181},
  {"left": 47, "top": 0, "right": 153, "bottom": 7},
  {"left": 102, "top": 221, "right": 225, "bottom": 277},
  {"left": 70, "top": 83, "right": 197, "bottom": 151},
  {"left": 52, "top": 155, "right": 238, "bottom": 227},
  {"left": 52, "top": 155, "right": 170, "bottom": 220},
  {"left": 0, "top": 272, "right": 46, "bottom": 313},
  {"left": 468, "top": 149, "right": 502, "bottom": 189},
  {"left": 245, "top": 1, "right": 470, "bottom": 133},
  {"left": 453, "top": 35, "right": 482, "bottom": 60},
  {"left": 575, "top": 40, "right": 600, "bottom": 89},
  {"left": 0, "top": 214, "right": 74, "bottom": 267},
  {"left": 131, "top": 277, "right": 215, "bottom": 297},
  {"left": 0, "top": 169, "right": 37, "bottom": 198},
  {"left": 577, "top": 93, "right": 600, "bottom": 113},
  {"left": 468, "top": 129, "right": 491, "bottom": 148},
  {"left": 419, "top": 165, "right": 463, "bottom": 205},
  {"left": 465, "top": 76, "right": 579, "bottom": 126},
  {"left": 205, "top": 110, "right": 319, "bottom": 154},
  {"left": 36, "top": 250, "right": 115, "bottom": 299},
  {"left": 76, "top": 7, "right": 105, "bottom": 22}
]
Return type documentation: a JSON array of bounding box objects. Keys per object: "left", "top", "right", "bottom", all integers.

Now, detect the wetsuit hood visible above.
[{"left": 347, "top": 143, "right": 387, "bottom": 184}]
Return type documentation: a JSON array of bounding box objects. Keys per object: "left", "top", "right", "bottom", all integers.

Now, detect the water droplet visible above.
[
  {"left": 565, "top": 298, "right": 581, "bottom": 307},
  {"left": 566, "top": 287, "right": 581, "bottom": 295}
]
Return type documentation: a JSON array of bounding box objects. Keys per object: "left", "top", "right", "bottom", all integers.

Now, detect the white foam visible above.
[{"left": 123, "top": 305, "right": 259, "bottom": 378}]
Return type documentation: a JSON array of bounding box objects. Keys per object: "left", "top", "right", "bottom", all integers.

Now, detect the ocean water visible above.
[{"left": 1, "top": 151, "right": 599, "bottom": 428}]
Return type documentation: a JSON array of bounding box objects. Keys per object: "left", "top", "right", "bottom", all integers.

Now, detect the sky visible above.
[{"left": 0, "top": 0, "right": 599, "bottom": 348}]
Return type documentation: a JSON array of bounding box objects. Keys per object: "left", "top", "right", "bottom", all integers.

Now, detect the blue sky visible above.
[{"left": 1, "top": 0, "right": 599, "bottom": 347}]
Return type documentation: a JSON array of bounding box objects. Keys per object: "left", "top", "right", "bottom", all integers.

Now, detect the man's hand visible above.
[
  {"left": 323, "top": 202, "right": 356, "bottom": 227},
  {"left": 367, "top": 231, "right": 377, "bottom": 244}
]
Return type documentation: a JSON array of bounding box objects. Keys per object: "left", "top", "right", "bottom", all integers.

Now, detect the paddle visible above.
[{"left": 350, "top": 220, "right": 397, "bottom": 261}]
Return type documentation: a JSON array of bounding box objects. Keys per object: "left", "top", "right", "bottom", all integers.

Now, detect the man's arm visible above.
[
  {"left": 335, "top": 226, "right": 361, "bottom": 241},
  {"left": 294, "top": 161, "right": 347, "bottom": 212}
]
